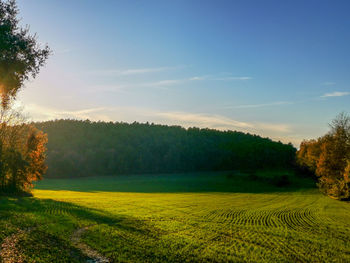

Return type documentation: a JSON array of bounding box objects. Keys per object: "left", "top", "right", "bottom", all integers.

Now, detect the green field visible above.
[{"left": 1, "top": 172, "right": 350, "bottom": 262}]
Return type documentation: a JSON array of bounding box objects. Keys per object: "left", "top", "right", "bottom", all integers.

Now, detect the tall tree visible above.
[
  {"left": 0, "top": 0, "right": 50, "bottom": 108},
  {"left": 0, "top": 0, "right": 49, "bottom": 193}
]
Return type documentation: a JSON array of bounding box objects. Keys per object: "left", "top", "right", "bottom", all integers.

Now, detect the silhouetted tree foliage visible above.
[
  {"left": 297, "top": 113, "right": 350, "bottom": 200},
  {"left": 0, "top": 0, "right": 49, "bottom": 194},
  {"left": 34, "top": 119, "right": 296, "bottom": 178},
  {"left": 0, "top": 0, "right": 50, "bottom": 107}
]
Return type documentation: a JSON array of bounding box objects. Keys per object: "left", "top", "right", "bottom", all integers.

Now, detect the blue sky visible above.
[{"left": 16, "top": 0, "right": 350, "bottom": 145}]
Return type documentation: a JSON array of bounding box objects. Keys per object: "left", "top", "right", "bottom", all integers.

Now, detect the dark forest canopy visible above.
[{"left": 34, "top": 119, "right": 296, "bottom": 178}]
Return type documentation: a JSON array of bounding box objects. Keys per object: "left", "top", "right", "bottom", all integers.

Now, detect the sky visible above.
[{"left": 15, "top": 0, "right": 350, "bottom": 146}]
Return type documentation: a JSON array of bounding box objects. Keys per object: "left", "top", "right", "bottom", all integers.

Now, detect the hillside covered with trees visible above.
[{"left": 35, "top": 119, "right": 296, "bottom": 178}]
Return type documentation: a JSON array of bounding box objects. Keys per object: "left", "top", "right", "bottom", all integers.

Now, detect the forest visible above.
[{"left": 35, "top": 119, "right": 296, "bottom": 178}]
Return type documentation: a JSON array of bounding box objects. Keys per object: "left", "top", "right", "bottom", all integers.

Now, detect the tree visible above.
[
  {"left": 296, "top": 139, "right": 322, "bottom": 174},
  {"left": 0, "top": 104, "right": 47, "bottom": 193},
  {"left": 297, "top": 113, "right": 350, "bottom": 200},
  {"left": 0, "top": 0, "right": 50, "bottom": 108},
  {"left": 0, "top": 0, "right": 49, "bottom": 193}
]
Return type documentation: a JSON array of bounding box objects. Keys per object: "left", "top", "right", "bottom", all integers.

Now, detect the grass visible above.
[
  {"left": 35, "top": 170, "right": 314, "bottom": 193},
  {"left": 1, "top": 171, "right": 350, "bottom": 262}
]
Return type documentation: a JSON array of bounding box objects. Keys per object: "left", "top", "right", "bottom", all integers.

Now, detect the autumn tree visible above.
[
  {"left": 297, "top": 113, "right": 350, "bottom": 200},
  {"left": 0, "top": 102, "right": 48, "bottom": 193},
  {"left": 0, "top": 0, "right": 49, "bottom": 194},
  {"left": 296, "top": 138, "right": 322, "bottom": 174}
]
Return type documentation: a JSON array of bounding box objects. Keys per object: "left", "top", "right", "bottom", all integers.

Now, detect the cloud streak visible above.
[
  {"left": 24, "top": 104, "right": 112, "bottom": 122},
  {"left": 155, "top": 111, "right": 291, "bottom": 133},
  {"left": 227, "top": 101, "right": 292, "bottom": 109},
  {"left": 212, "top": 76, "right": 252, "bottom": 81},
  {"left": 321, "top": 91, "right": 350, "bottom": 98},
  {"left": 88, "top": 73, "right": 252, "bottom": 93},
  {"left": 156, "top": 111, "right": 253, "bottom": 130},
  {"left": 91, "top": 66, "right": 184, "bottom": 76}
]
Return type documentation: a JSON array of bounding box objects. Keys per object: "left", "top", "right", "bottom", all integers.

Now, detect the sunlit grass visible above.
[{"left": 1, "top": 172, "right": 349, "bottom": 262}]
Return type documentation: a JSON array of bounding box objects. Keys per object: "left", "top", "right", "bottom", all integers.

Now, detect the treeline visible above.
[
  {"left": 34, "top": 119, "right": 296, "bottom": 178},
  {"left": 297, "top": 113, "right": 350, "bottom": 200}
]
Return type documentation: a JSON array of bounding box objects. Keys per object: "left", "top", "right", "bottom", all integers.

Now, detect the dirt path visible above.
[
  {"left": 0, "top": 228, "right": 32, "bottom": 263},
  {"left": 71, "top": 226, "right": 109, "bottom": 263}
]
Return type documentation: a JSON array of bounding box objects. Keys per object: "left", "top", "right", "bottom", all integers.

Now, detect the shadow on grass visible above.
[
  {"left": 0, "top": 196, "right": 162, "bottom": 262},
  {"left": 1, "top": 197, "right": 155, "bottom": 233},
  {"left": 35, "top": 172, "right": 317, "bottom": 194}
]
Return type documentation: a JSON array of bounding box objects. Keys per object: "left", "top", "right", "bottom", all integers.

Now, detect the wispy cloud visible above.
[
  {"left": 188, "top": 75, "right": 252, "bottom": 81},
  {"left": 87, "top": 76, "right": 203, "bottom": 92},
  {"left": 212, "top": 76, "right": 252, "bottom": 81},
  {"left": 91, "top": 66, "right": 183, "bottom": 76},
  {"left": 142, "top": 75, "right": 233, "bottom": 88},
  {"left": 227, "top": 101, "right": 292, "bottom": 109},
  {"left": 156, "top": 112, "right": 253, "bottom": 130},
  {"left": 24, "top": 104, "right": 112, "bottom": 122},
  {"left": 155, "top": 111, "right": 291, "bottom": 133},
  {"left": 88, "top": 73, "right": 252, "bottom": 93},
  {"left": 254, "top": 122, "right": 290, "bottom": 133},
  {"left": 90, "top": 65, "right": 252, "bottom": 82},
  {"left": 188, "top": 76, "right": 208, "bottom": 81},
  {"left": 143, "top": 79, "right": 184, "bottom": 87},
  {"left": 321, "top": 91, "right": 350, "bottom": 98},
  {"left": 152, "top": 75, "right": 252, "bottom": 86}
]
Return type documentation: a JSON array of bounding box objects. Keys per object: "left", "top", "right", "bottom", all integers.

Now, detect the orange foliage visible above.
[
  {"left": 297, "top": 114, "right": 350, "bottom": 200},
  {"left": 24, "top": 128, "right": 48, "bottom": 189},
  {"left": 0, "top": 124, "right": 47, "bottom": 193},
  {"left": 296, "top": 139, "right": 322, "bottom": 173}
]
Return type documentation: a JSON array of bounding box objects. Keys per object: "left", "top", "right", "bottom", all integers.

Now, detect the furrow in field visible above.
[
  {"left": 205, "top": 207, "right": 319, "bottom": 231},
  {"left": 222, "top": 227, "right": 309, "bottom": 263}
]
